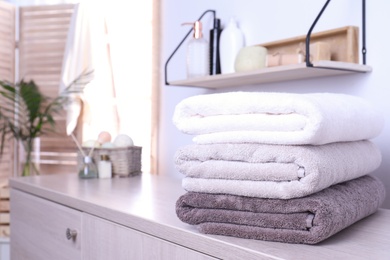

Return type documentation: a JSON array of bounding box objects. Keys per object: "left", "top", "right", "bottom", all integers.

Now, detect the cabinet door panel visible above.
[
  {"left": 10, "top": 189, "right": 82, "bottom": 260},
  {"left": 82, "top": 213, "right": 218, "bottom": 260}
]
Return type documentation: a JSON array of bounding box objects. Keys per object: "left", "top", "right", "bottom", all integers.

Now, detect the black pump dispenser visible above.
[{"left": 209, "top": 18, "right": 222, "bottom": 75}]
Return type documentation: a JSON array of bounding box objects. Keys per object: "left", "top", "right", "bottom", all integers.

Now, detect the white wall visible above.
[{"left": 160, "top": 0, "right": 390, "bottom": 208}]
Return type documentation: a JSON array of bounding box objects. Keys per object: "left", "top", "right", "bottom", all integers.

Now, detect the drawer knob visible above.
[{"left": 66, "top": 228, "right": 77, "bottom": 240}]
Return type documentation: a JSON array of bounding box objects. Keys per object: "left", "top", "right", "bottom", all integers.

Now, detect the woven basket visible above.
[{"left": 78, "top": 146, "right": 142, "bottom": 177}]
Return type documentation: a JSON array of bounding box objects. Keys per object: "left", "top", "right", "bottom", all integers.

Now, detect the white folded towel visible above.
[{"left": 173, "top": 92, "right": 384, "bottom": 145}]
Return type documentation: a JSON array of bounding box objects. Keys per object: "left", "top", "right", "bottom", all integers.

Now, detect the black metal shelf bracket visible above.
[
  {"left": 362, "top": 0, "right": 366, "bottom": 64},
  {"left": 306, "top": 0, "right": 367, "bottom": 68},
  {"left": 164, "top": 10, "right": 216, "bottom": 85},
  {"left": 305, "top": 0, "right": 331, "bottom": 67}
]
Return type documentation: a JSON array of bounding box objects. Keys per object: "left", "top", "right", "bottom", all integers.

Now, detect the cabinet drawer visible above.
[
  {"left": 83, "top": 213, "right": 218, "bottom": 260},
  {"left": 10, "top": 189, "right": 82, "bottom": 260}
]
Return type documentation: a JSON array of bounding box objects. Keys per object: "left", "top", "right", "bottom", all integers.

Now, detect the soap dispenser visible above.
[
  {"left": 182, "top": 21, "right": 209, "bottom": 79},
  {"left": 209, "top": 18, "right": 222, "bottom": 75}
]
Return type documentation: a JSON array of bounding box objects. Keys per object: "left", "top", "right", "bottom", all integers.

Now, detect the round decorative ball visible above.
[
  {"left": 101, "top": 142, "right": 115, "bottom": 149},
  {"left": 98, "top": 131, "right": 112, "bottom": 144},
  {"left": 82, "top": 140, "right": 101, "bottom": 148},
  {"left": 234, "top": 45, "right": 268, "bottom": 72},
  {"left": 113, "top": 134, "right": 134, "bottom": 147}
]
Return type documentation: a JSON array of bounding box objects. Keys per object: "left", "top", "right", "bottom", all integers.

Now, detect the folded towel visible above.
[
  {"left": 173, "top": 92, "right": 384, "bottom": 145},
  {"left": 175, "top": 141, "right": 381, "bottom": 184},
  {"left": 176, "top": 175, "right": 386, "bottom": 244}
]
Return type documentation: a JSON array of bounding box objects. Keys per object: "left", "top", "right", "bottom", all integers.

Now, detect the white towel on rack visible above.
[
  {"left": 60, "top": 1, "right": 119, "bottom": 138},
  {"left": 172, "top": 92, "right": 384, "bottom": 145}
]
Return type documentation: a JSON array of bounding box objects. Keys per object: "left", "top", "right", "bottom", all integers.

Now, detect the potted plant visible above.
[{"left": 0, "top": 72, "right": 92, "bottom": 176}]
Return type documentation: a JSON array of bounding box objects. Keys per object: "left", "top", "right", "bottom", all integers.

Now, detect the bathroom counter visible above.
[{"left": 9, "top": 173, "right": 390, "bottom": 259}]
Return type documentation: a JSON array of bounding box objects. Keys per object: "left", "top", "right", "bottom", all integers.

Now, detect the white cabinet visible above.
[
  {"left": 10, "top": 189, "right": 81, "bottom": 260},
  {"left": 10, "top": 188, "right": 216, "bottom": 260},
  {"left": 9, "top": 174, "right": 390, "bottom": 260},
  {"left": 82, "top": 214, "right": 216, "bottom": 260}
]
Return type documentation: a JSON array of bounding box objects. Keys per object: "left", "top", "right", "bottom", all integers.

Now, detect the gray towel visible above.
[
  {"left": 178, "top": 141, "right": 382, "bottom": 199},
  {"left": 176, "top": 175, "right": 385, "bottom": 244}
]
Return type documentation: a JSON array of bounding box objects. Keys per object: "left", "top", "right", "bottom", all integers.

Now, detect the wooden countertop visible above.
[{"left": 10, "top": 173, "right": 390, "bottom": 260}]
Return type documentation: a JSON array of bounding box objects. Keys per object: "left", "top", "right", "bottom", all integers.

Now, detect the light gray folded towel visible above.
[
  {"left": 176, "top": 175, "right": 386, "bottom": 244},
  {"left": 173, "top": 92, "right": 384, "bottom": 145},
  {"left": 179, "top": 141, "right": 382, "bottom": 199},
  {"left": 175, "top": 140, "right": 381, "bottom": 181}
]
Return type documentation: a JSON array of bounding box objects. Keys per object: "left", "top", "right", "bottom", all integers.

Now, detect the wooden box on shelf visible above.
[{"left": 259, "top": 26, "right": 359, "bottom": 64}]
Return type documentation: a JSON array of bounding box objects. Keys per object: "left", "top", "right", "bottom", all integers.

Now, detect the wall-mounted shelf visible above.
[
  {"left": 165, "top": 1, "right": 369, "bottom": 89},
  {"left": 169, "top": 61, "right": 372, "bottom": 89}
]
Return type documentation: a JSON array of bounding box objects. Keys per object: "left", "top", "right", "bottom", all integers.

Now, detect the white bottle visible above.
[
  {"left": 219, "top": 17, "right": 245, "bottom": 74},
  {"left": 183, "top": 21, "right": 209, "bottom": 79},
  {"left": 98, "top": 154, "right": 112, "bottom": 179}
]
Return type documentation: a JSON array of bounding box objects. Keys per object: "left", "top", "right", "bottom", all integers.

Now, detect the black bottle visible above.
[{"left": 209, "top": 18, "right": 222, "bottom": 75}]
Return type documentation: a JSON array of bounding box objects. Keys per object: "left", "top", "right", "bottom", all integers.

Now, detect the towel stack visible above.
[{"left": 173, "top": 92, "right": 386, "bottom": 244}]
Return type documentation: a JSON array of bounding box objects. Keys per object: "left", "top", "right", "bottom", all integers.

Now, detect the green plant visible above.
[{"left": 0, "top": 71, "right": 92, "bottom": 176}]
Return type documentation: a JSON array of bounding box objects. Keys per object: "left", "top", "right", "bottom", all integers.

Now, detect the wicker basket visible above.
[{"left": 78, "top": 146, "right": 142, "bottom": 177}]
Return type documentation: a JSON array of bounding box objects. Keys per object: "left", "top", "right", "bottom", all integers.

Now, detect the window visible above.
[{"left": 4, "top": 0, "right": 160, "bottom": 175}]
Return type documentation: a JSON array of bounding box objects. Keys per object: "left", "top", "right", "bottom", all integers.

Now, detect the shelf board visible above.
[{"left": 168, "top": 61, "right": 372, "bottom": 89}]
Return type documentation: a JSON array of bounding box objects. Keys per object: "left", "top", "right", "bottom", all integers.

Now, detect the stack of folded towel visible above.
[{"left": 172, "top": 92, "right": 386, "bottom": 244}]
